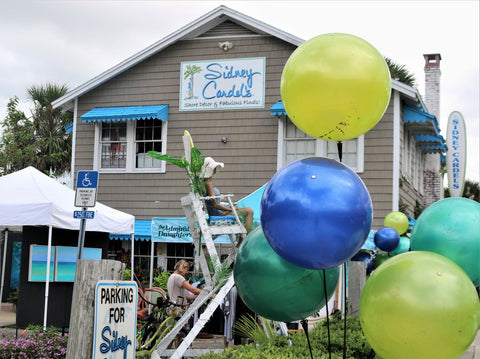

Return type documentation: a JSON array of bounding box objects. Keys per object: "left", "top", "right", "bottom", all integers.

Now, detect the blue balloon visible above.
[
  {"left": 351, "top": 250, "right": 373, "bottom": 262},
  {"left": 374, "top": 227, "right": 400, "bottom": 252},
  {"left": 261, "top": 157, "right": 373, "bottom": 269}
]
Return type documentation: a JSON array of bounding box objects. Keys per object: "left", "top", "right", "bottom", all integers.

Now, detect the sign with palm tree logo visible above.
[{"left": 180, "top": 57, "right": 265, "bottom": 111}]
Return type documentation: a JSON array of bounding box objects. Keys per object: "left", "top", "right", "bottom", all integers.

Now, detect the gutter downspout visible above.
[
  {"left": 70, "top": 98, "right": 78, "bottom": 188},
  {"left": 392, "top": 90, "right": 400, "bottom": 211}
]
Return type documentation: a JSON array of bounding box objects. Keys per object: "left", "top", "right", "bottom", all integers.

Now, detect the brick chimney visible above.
[
  {"left": 423, "top": 54, "right": 442, "bottom": 117},
  {"left": 422, "top": 53, "right": 443, "bottom": 207}
]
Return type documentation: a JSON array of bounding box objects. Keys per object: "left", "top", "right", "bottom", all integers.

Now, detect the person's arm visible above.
[
  {"left": 183, "top": 280, "right": 201, "bottom": 300},
  {"left": 204, "top": 179, "right": 233, "bottom": 213}
]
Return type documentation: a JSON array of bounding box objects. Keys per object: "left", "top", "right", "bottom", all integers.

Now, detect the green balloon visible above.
[
  {"left": 373, "top": 252, "right": 391, "bottom": 269},
  {"left": 234, "top": 226, "right": 339, "bottom": 322},
  {"left": 411, "top": 197, "right": 480, "bottom": 286},
  {"left": 391, "top": 236, "right": 410, "bottom": 256},
  {"left": 360, "top": 251, "right": 480, "bottom": 359}
]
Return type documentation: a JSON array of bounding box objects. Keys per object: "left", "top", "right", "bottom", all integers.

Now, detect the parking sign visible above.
[{"left": 75, "top": 171, "right": 99, "bottom": 207}]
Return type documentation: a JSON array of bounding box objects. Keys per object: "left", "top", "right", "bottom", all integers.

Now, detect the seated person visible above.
[{"left": 201, "top": 157, "right": 253, "bottom": 233}]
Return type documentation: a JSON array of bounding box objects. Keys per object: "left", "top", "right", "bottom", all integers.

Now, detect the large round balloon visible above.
[
  {"left": 360, "top": 251, "right": 480, "bottom": 359},
  {"left": 410, "top": 197, "right": 480, "bottom": 286},
  {"left": 384, "top": 211, "right": 409, "bottom": 235},
  {"left": 374, "top": 227, "right": 400, "bottom": 252},
  {"left": 234, "top": 226, "right": 339, "bottom": 322},
  {"left": 280, "top": 33, "right": 391, "bottom": 141},
  {"left": 261, "top": 157, "right": 372, "bottom": 269}
]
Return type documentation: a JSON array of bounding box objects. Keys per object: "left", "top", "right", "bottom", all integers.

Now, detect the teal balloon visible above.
[
  {"left": 234, "top": 226, "right": 339, "bottom": 322},
  {"left": 391, "top": 236, "right": 411, "bottom": 256},
  {"left": 411, "top": 198, "right": 480, "bottom": 286}
]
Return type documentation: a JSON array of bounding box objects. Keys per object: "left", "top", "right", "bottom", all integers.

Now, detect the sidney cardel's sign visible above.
[
  {"left": 179, "top": 57, "right": 265, "bottom": 111},
  {"left": 446, "top": 111, "right": 467, "bottom": 197},
  {"left": 92, "top": 281, "right": 137, "bottom": 359}
]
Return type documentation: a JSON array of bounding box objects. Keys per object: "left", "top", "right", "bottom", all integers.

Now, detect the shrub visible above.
[
  {"left": 0, "top": 325, "right": 68, "bottom": 359},
  {"left": 198, "top": 315, "right": 381, "bottom": 359}
]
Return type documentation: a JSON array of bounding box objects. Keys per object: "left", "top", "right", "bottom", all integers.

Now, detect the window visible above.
[
  {"left": 101, "top": 122, "right": 127, "bottom": 169},
  {"left": 166, "top": 243, "right": 194, "bottom": 272},
  {"left": 135, "top": 119, "right": 163, "bottom": 168},
  {"left": 95, "top": 119, "right": 166, "bottom": 172},
  {"left": 278, "top": 117, "right": 364, "bottom": 172}
]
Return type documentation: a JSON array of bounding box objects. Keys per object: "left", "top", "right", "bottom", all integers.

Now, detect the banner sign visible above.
[
  {"left": 151, "top": 217, "right": 231, "bottom": 243},
  {"left": 446, "top": 111, "right": 467, "bottom": 197},
  {"left": 93, "top": 281, "right": 137, "bottom": 359},
  {"left": 179, "top": 57, "right": 265, "bottom": 111}
]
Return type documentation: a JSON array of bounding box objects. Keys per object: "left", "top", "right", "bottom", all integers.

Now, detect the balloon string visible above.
[
  {"left": 337, "top": 141, "right": 343, "bottom": 162},
  {"left": 343, "top": 261, "right": 348, "bottom": 359},
  {"left": 336, "top": 140, "right": 347, "bottom": 359},
  {"left": 301, "top": 319, "right": 314, "bottom": 359},
  {"left": 322, "top": 269, "right": 332, "bottom": 359}
]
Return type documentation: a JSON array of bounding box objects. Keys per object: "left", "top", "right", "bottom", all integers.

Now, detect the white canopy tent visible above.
[{"left": 0, "top": 166, "right": 135, "bottom": 328}]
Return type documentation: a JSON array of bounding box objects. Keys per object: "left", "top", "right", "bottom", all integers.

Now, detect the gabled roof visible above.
[
  {"left": 52, "top": 5, "right": 303, "bottom": 111},
  {"left": 52, "top": 5, "right": 426, "bottom": 113}
]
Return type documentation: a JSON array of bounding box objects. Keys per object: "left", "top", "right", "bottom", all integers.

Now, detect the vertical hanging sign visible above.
[{"left": 446, "top": 111, "right": 467, "bottom": 197}]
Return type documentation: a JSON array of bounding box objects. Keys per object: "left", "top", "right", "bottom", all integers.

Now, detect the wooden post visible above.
[
  {"left": 347, "top": 261, "right": 367, "bottom": 316},
  {"left": 66, "top": 259, "right": 125, "bottom": 359}
]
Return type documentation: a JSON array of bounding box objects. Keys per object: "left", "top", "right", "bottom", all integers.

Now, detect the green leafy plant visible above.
[
  {"left": 148, "top": 146, "right": 205, "bottom": 194},
  {"left": 6, "top": 289, "right": 18, "bottom": 305},
  {"left": 123, "top": 268, "right": 131, "bottom": 281},
  {"left": 234, "top": 314, "right": 282, "bottom": 346},
  {"left": 199, "top": 315, "right": 381, "bottom": 359},
  {"left": 152, "top": 271, "right": 171, "bottom": 292}
]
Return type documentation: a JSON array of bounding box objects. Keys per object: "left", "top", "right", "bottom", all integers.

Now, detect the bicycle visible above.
[{"left": 135, "top": 288, "right": 186, "bottom": 359}]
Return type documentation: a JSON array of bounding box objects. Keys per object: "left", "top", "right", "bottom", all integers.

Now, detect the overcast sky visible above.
[{"left": 1, "top": 0, "right": 478, "bottom": 181}]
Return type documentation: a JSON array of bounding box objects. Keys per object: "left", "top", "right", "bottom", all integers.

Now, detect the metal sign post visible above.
[{"left": 75, "top": 171, "right": 99, "bottom": 259}]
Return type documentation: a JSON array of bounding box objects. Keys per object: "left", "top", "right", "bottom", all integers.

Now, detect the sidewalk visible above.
[{"left": 0, "top": 308, "right": 15, "bottom": 327}]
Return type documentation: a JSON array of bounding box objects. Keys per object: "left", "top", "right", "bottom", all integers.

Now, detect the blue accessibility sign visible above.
[
  {"left": 75, "top": 171, "right": 99, "bottom": 207},
  {"left": 77, "top": 171, "right": 99, "bottom": 189}
]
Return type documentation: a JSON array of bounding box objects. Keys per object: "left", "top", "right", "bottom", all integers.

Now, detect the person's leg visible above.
[{"left": 238, "top": 207, "right": 254, "bottom": 232}]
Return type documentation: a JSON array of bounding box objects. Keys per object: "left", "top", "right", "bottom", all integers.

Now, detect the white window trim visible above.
[
  {"left": 277, "top": 116, "right": 364, "bottom": 173},
  {"left": 93, "top": 120, "right": 167, "bottom": 173}
]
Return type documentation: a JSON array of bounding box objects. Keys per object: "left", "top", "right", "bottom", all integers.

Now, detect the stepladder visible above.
[{"left": 151, "top": 192, "right": 247, "bottom": 358}]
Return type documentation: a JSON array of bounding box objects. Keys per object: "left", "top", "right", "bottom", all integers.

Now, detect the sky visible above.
[{"left": 1, "top": 0, "right": 478, "bottom": 182}]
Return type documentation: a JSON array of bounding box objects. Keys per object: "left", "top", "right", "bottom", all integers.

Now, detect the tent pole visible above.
[
  {"left": 148, "top": 240, "right": 154, "bottom": 313},
  {"left": 43, "top": 225, "right": 53, "bottom": 330},
  {"left": 0, "top": 229, "right": 8, "bottom": 311},
  {"left": 130, "top": 233, "right": 134, "bottom": 281}
]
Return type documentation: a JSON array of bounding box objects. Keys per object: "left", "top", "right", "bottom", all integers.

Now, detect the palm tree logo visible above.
[{"left": 184, "top": 65, "right": 202, "bottom": 99}]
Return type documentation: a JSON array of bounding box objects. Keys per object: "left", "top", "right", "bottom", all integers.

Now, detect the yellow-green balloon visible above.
[
  {"left": 280, "top": 33, "right": 391, "bottom": 141},
  {"left": 360, "top": 251, "right": 480, "bottom": 359},
  {"left": 384, "top": 211, "right": 409, "bottom": 235}
]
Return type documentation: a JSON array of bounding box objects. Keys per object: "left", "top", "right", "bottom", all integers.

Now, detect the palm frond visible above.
[{"left": 234, "top": 314, "right": 269, "bottom": 345}]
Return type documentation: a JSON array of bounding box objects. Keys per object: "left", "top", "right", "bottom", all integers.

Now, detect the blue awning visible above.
[
  {"left": 403, "top": 106, "right": 440, "bottom": 135},
  {"left": 81, "top": 105, "right": 168, "bottom": 123},
  {"left": 415, "top": 134, "right": 447, "bottom": 153},
  {"left": 110, "top": 219, "right": 152, "bottom": 241},
  {"left": 270, "top": 101, "right": 287, "bottom": 116}
]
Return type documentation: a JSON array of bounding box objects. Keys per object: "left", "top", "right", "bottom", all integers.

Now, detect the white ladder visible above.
[{"left": 151, "top": 192, "right": 246, "bottom": 358}]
